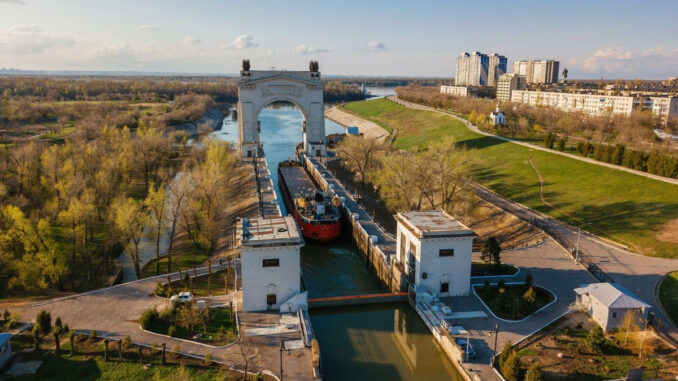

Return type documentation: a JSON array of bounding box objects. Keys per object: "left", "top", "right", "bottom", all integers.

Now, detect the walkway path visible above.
[{"left": 386, "top": 96, "right": 678, "bottom": 345}]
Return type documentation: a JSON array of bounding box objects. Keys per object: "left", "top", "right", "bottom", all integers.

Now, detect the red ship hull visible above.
[{"left": 278, "top": 162, "right": 342, "bottom": 243}]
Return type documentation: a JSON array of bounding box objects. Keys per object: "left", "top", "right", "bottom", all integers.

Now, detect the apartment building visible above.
[
  {"left": 496, "top": 73, "right": 527, "bottom": 102},
  {"left": 455, "top": 52, "right": 489, "bottom": 86},
  {"left": 512, "top": 60, "right": 559, "bottom": 84},
  {"left": 487, "top": 54, "right": 507, "bottom": 87},
  {"left": 440, "top": 85, "right": 476, "bottom": 97},
  {"left": 510, "top": 90, "right": 678, "bottom": 119}
]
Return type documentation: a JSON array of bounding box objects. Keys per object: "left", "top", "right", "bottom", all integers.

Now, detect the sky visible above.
[{"left": 0, "top": 0, "right": 676, "bottom": 79}]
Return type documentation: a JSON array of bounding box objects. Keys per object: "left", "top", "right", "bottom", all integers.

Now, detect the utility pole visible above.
[
  {"left": 492, "top": 324, "right": 499, "bottom": 365},
  {"left": 280, "top": 339, "right": 284, "bottom": 381},
  {"left": 575, "top": 227, "right": 581, "bottom": 262}
]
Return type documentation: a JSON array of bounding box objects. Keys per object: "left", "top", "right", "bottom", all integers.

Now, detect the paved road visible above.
[
  {"left": 389, "top": 96, "right": 678, "bottom": 344},
  {"left": 13, "top": 262, "right": 313, "bottom": 381}
]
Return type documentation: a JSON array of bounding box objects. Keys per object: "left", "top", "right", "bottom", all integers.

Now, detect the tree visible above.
[
  {"left": 615, "top": 310, "right": 639, "bottom": 346},
  {"left": 145, "top": 182, "right": 168, "bottom": 276},
  {"left": 523, "top": 286, "right": 537, "bottom": 305},
  {"left": 113, "top": 197, "right": 148, "bottom": 278},
  {"left": 525, "top": 362, "right": 543, "bottom": 381},
  {"left": 235, "top": 335, "right": 261, "bottom": 381},
  {"left": 336, "top": 135, "right": 385, "bottom": 185},
  {"left": 584, "top": 326, "right": 606, "bottom": 353},
  {"left": 374, "top": 150, "right": 419, "bottom": 211},
  {"left": 497, "top": 340, "right": 514, "bottom": 368},
  {"left": 165, "top": 172, "right": 190, "bottom": 273},
  {"left": 133, "top": 122, "right": 172, "bottom": 190},
  {"left": 556, "top": 137, "right": 566, "bottom": 151},
  {"left": 36, "top": 310, "right": 51, "bottom": 334},
  {"left": 482, "top": 237, "right": 502, "bottom": 267},
  {"left": 177, "top": 305, "right": 200, "bottom": 333},
  {"left": 501, "top": 350, "right": 521, "bottom": 381}
]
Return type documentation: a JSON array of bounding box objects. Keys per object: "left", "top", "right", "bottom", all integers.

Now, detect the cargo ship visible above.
[{"left": 278, "top": 160, "right": 342, "bottom": 242}]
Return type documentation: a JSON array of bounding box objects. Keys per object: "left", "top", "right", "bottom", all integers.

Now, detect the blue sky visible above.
[{"left": 0, "top": 0, "right": 676, "bottom": 78}]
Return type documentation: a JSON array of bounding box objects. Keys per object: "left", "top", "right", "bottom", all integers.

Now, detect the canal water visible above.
[{"left": 213, "top": 99, "right": 461, "bottom": 380}]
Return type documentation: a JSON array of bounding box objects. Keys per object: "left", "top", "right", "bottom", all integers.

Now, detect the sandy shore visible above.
[{"left": 325, "top": 105, "right": 390, "bottom": 142}]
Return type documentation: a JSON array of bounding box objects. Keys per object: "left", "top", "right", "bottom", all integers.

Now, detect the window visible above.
[
  {"left": 612, "top": 312, "right": 617, "bottom": 319},
  {"left": 267, "top": 294, "right": 277, "bottom": 305},
  {"left": 439, "top": 249, "right": 454, "bottom": 257},
  {"left": 440, "top": 283, "right": 449, "bottom": 293},
  {"left": 262, "top": 258, "right": 280, "bottom": 267}
]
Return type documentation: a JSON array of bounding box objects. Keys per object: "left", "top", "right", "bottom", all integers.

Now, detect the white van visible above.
[{"left": 170, "top": 291, "right": 193, "bottom": 304}]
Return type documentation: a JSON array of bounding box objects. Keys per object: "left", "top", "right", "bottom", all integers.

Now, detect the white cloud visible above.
[
  {"left": 367, "top": 41, "right": 386, "bottom": 51},
  {"left": 0, "top": 24, "right": 73, "bottom": 54},
  {"left": 0, "top": 0, "right": 25, "bottom": 3},
  {"left": 292, "top": 44, "right": 327, "bottom": 54},
  {"left": 570, "top": 46, "right": 678, "bottom": 77},
  {"left": 136, "top": 24, "right": 158, "bottom": 31},
  {"left": 182, "top": 36, "right": 202, "bottom": 45},
  {"left": 85, "top": 43, "right": 138, "bottom": 61},
  {"left": 225, "top": 34, "right": 258, "bottom": 50}
]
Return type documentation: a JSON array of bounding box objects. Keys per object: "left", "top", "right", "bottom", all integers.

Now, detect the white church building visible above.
[
  {"left": 238, "top": 216, "right": 306, "bottom": 312},
  {"left": 395, "top": 210, "right": 476, "bottom": 297}
]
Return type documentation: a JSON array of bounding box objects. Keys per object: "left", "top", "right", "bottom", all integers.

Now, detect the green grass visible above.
[
  {"left": 471, "top": 262, "right": 518, "bottom": 277},
  {"left": 163, "top": 270, "right": 232, "bottom": 297},
  {"left": 141, "top": 247, "right": 207, "bottom": 278},
  {"left": 659, "top": 271, "right": 678, "bottom": 325},
  {"left": 476, "top": 284, "right": 554, "bottom": 320},
  {"left": 345, "top": 98, "right": 678, "bottom": 257},
  {"left": 10, "top": 335, "right": 229, "bottom": 381},
  {"left": 148, "top": 307, "right": 237, "bottom": 346}
]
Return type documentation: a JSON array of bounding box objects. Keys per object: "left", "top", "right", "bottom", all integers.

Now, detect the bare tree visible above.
[
  {"left": 336, "top": 135, "right": 385, "bottom": 186},
  {"left": 235, "top": 335, "right": 261, "bottom": 381}
]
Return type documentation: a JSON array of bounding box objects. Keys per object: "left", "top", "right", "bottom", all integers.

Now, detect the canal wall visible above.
[
  {"left": 307, "top": 292, "right": 407, "bottom": 309},
  {"left": 301, "top": 155, "right": 408, "bottom": 294}
]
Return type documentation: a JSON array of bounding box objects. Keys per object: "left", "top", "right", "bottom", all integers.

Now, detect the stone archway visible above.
[{"left": 237, "top": 63, "right": 326, "bottom": 158}]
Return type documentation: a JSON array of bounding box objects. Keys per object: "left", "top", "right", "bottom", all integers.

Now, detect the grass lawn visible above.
[
  {"left": 659, "top": 271, "right": 678, "bottom": 325},
  {"left": 161, "top": 270, "right": 233, "bottom": 297},
  {"left": 345, "top": 98, "right": 678, "bottom": 257},
  {"left": 475, "top": 284, "right": 554, "bottom": 320},
  {"left": 471, "top": 262, "right": 518, "bottom": 277},
  {"left": 141, "top": 247, "right": 208, "bottom": 279},
  {"left": 9, "top": 333, "right": 244, "bottom": 381},
  {"left": 147, "top": 307, "right": 237, "bottom": 346}
]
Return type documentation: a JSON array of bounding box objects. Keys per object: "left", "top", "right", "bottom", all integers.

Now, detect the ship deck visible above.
[{"left": 279, "top": 165, "right": 317, "bottom": 195}]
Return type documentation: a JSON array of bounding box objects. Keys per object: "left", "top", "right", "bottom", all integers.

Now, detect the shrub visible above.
[
  {"left": 140, "top": 308, "right": 160, "bottom": 330},
  {"left": 497, "top": 340, "right": 514, "bottom": 368},
  {"left": 154, "top": 281, "right": 165, "bottom": 297},
  {"left": 562, "top": 327, "right": 571, "bottom": 336},
  {"left": 523, "top": 287, "right": 537, "bottom": 305},
  {"left": 89, "top": 329, "right": 98, "bottom": 340},
  {"left": 498, "top": 279, "right": 506, "bottom": 289},
  {"left": 122, "top": 335, "right": 132, "bottom": 348},
  {"left": 36, "top": 310, "right": 51, "bottom": 334},
  {"left": 168, "top": 325, "right": 177, "bottom": 338},
  {"left": 204, "top": 352, "right": 212, "bottom": 365},
  {"left": 500, "top": 350, "right": 521, "bottom": 381},
  {"left": 525, "top": 362, "right": 543, "bottom": 381},
  {"left": 172, "top": 343, "right": 181, "bottom": 355},
  {"left": 54, "top": 317, "right": 63, "bottom": 330},
  {"left": 585, "top": 326, "right": 606, "bottom": 353},
  {"left": 2, "top": 309, "right": 9, "bottom": 322},
  {"left": 62, "top": 324, "right": 70, "bottom": 333}
]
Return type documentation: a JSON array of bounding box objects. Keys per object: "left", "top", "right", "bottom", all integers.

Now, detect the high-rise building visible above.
[
  {"left": 512, "top": 60, "right": 559, "bottom": 84},
  {"left": 455, "top": 52, "right": 489, "bottom": 86},
  {"left": 488, "top": 54, "right": 507, "bottom": 87},
  {"left": 496, "top": 73, "right": 527, "bottom": 102}
]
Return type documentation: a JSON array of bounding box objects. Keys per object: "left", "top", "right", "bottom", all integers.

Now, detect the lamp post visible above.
[
  {"left": 373, "top": 185, "right": 379, "bottom": 221},
  {"left": 492, "top": 324, "right": 499, "bottom": 365}
]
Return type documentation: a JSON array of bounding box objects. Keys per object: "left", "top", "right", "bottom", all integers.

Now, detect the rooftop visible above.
[
  {"left": 574, "top": 283, "right": 651, "bottom": 309},
  {"left": 395, "top": 210, "right": 476, "bottom": 239},
  {"left": 238, "top": 216, "right": 304, "bottom": 248}
]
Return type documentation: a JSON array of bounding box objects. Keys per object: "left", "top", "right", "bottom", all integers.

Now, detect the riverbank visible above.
[{"left": 325, "top": 105, "right": 391, "bottom": 142}]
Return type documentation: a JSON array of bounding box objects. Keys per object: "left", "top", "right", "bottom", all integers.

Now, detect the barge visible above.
[{"left": 278, "top": 160, "right": 342, "bottom": 242}]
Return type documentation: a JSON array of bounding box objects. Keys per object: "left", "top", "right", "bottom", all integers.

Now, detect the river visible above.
[{"left": 212, "top": 94, "right": 461, "bottom": 380}]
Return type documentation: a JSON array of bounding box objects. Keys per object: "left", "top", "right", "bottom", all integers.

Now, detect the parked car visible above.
[
  {"left": 170, "top": 291, "right": 193, "bottom": 304},
  {"left": 456, "top": 338, "right": 476, "bottom": 359}
]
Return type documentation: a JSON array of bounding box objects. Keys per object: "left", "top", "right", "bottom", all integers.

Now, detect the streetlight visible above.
[
  {"left": 491, "top": 324, "right": 499, "bottom": 365},
  {"left": 373, "top": 185, "right": 379, "bottom": 221}
]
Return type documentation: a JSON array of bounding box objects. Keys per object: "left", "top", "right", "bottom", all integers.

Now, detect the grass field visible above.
[
  {"left": 476, "top": 284, "right": 554, "bottom": 320},
  {"left": 659, "top": 272, "right": 678, "bottom": 325},
  {"left": 343, "top": 98, "right": 678, "bottom": 257}
]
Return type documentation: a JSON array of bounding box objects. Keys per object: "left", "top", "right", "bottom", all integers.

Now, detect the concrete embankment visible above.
[{"left": 325, "top": 106, "right": 390, "bottom": 143}]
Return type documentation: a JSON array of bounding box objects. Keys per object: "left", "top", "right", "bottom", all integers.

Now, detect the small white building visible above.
[
  {"left": 574, "top": 283, "right": 651, "bottom": 331},
  {"left": 0, "top": 333, "right": 11, "bottom": 369},
  {"left": 238, "top": 216, "right": 305, "bottom": 312},
  {"left": 490, "top": 105, "right": 506, "bottom": 126},
  {"left": 395, "top": 210, "right": 476, "bottom": 297}
]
